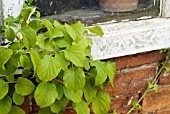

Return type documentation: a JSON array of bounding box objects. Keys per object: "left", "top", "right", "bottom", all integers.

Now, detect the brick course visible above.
[
  {"left": 105, "top": 65, "right": 157, "bottom": 96},
  {"left": 110, "top": 94, "right": 138, "bottom": 114},
  {"left": 159, "top": 63, "right": 170, "bottom": 85},
  {"left": 107, "top": 51, "right": 166, "bottom": 70},
  {"left": 141, "top": 86, "right": 170, "bottom": 113},
  {"left": 155, "top": 107, "right": 170, "bottom": 114}
]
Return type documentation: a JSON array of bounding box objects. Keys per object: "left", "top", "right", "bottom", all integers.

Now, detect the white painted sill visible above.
[{"left": 91, "top": 18, "right": 170, "bottom": 60}]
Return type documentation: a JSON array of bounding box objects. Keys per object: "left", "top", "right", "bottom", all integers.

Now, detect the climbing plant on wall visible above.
[{"left": 0, "top": 4, "right": 116, "bottom": 114}]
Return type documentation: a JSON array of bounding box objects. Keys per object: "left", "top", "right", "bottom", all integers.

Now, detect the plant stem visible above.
[
  {"left": 127, "top": 51, "right": 170, "bottom": 114},
  {"left": 6, "top": 81, "right": 17, "bottom": 84}
]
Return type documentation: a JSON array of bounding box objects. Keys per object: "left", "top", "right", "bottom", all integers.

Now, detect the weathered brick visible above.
[
  {"left": 141, "top": 86, "right": 170, "bottom": 112},
  {"left": 20, "top": 96, "right": 30, "bottom": 114},
  {"left": 155, "top": 107, "right": 170, "bottom": 114},
  {"left": 110, "top": 94, "right": 138, "bottom": 114},
  {"left": 158, "top": 71, "right": 170, "bottom": 85},
  {"left": 106, "top": 51, "right": 166, "bottom": 70},
  {"left": 104, "top": 65, "right": 156, "bottom": 96},
  {"left": 159, "top": 63, "right": 170, "bottom": 85},
  {"left": 64, "top": 109, "right": 76, "bottom": 114},
  {"left": 32, "top": 99, "right": 39, "bottom": 113}
]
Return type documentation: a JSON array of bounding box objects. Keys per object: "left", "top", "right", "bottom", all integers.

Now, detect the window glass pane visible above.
[{"left": 33, "top": 0, "right": 159, "bottom": 25}]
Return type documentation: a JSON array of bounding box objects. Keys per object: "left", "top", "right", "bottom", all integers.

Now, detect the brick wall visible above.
[
  {"left": 104, "top": 50, "right": 170, "bottom": 114},
  {"left": 22, "top": 50, "right": 170, "bottom": 114}
]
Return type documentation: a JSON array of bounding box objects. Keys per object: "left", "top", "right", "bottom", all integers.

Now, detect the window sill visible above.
[
  {"left": 1, "top": 0, "right": 170, "bottom": 60},
  {"left": 91, "top": 18, "right": 170, "bottom": 60}
]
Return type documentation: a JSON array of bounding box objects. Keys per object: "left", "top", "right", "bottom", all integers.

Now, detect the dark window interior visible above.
[{"left": 32, "top": 0, "right": 159, "bottom": 25}]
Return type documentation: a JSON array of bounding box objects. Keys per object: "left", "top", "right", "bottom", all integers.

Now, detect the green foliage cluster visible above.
[{"left": 0, "top": 5, "right": 116, "bottom": 114}]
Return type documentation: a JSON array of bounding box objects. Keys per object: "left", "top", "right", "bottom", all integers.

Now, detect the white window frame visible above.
[{"left": 1, "top": 0, "right": 170, "bottom": 60}]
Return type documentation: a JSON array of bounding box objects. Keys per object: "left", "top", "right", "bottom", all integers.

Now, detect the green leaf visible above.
[
  {"left": 92, "top": 91, "right": 111, "bottom": 114},
  {"left": 71, "top": 21, "right": 86, "bottom": 40},
  {"left": 29, "top": 20, "right": 43, "bottom": 32},
  {"left": 54, "top": 82, "right": 64, "bottom": 100},
  {"left": 12, "top": 92, "right": 24, "bottom": 105},
  {"left": 99, "top": 79, "right": 108, "bottom": 90},
  {"left": 84, "top": 81, "right": 97, "bottom": 103},
  {"left": 107, "top": 62, "right": 116, "bottom": 87},
  {"left": 65, "top": 23, "right": 76, "bottom": 40},
  {"left": 4, "top": 16, "right": 15, "bottom": 25},
  {"left": 84, "top": 47, "right": 92, "bottom": 57},
  {"left": 136, "top": 104, "right": 142, "bottom": 111},
  {"left": 148, "top": 82, "right": 154, "bottom": 89},
  {"left": 87, "top": 68, "right": 97, "bottom": 85},
  {"left": 73, "top": 100, "right": 90, "bottom": 114},
  {"left": 90, "top": 61, "right": 108, "bottom": 86},
  {"left": 63, "top": 67, "right": 85, "bottom": 91},
  {"left": 165, "top": 66, "right": 170, "bottom": 72},
  {"left": 55, "top": 52, "right": 69, "bottom": 70},
  {"left": 21, "top": 7, "right": 35, "bottom": 20},
  {"left": 20, "top": 27, "right": 37, "bottom": 49},
  {"left": 27, "top": 0, "right": 33, "bottom": 6},
  {"left": 8, "top": 106, "right": 25, "bottom": 114},
  {"left": 5, "top": 28, "right": 15, "bottom": 42},
  {"left": 15, "top": 77, "right": 36, "bottom": 96},
  {"left": 64, "top": 87, "right": 83, "bottom": 103},
  {"left": 34, "top": 82, "right": 58, "bottom": 108},
  {"left": 64, "top": 45, "right": 86, "bottom": 67},
  {"left": 53, "top": 38, "right": 70, "bottom": 48},
  {"left": 37, "top": 34, "right": 45, "bottom": 49},
  {"left": 63, "top": 30, "right": 73, "bottom": 44},
  {"left": 6, "top": 75, "right": 14, "bottom": 82},
  {"left": 8, "top": 42, "right": 21, "bottom": 50},
  {"left": 132, "top": 100, "right": 142, "bottom": 111},
  {"left": 29, "top": 51, "right": 41, "bottom": 72},
  {"left": 88, "top": 26, "right": 104, "bottom": 38},
  {"left": 53, "top": 20, "right": 62, "bottom": 27},
  {"left": 52, "top": 27, "right": 64, "bottom": 38},
  {"left": 0, "top": 95, "right": 12, "bottom": 114},
  {"left": 0, "top": 46, "right": 5, "bottom": 53},
  {"left": 36, "top": 55, "right": 61, "bottom": 82},
  {"left": 42, "top": 19, "right": 53, "bottom": 40},
  {"left": 44, "top": 38, "right": 56, "bottom": 51},
  {"left": 36, "top": 11, "right": 41, "bottom": 19},
  {"left": 0, "top": 79, "right": 9, "bottom": 100},
  {"left": 113, "top": 109, "right": 118, "bottom": 114},
  {"left": 78, "top": 38, "right": 92, "bottom": 50},
  {"left": 85, "top": 38, "right": 93, "bottom": 47},
  {"left": 5, "top": 53, "right": 19, "bottom": 74},
  {"left": 154, "top": 84, "right": 159, "bottom": 93},
  {"left": 50, "top": 97, "right": 69, "bottom": 113},
  {"left": 84, "top": 58, "right": 90, "bottom": 71},
  {"left": 38, "top": 107, "right": 53, "bottom": 114},
  {"left": 22, "top": 69, "right": 32, "bottom": 78},
  {"left": 20, "top": 55, "right": 33, "bottom": 69},
  {"left": 0, "top": 49, "right": 13, "bottom": 69},
  {"left": 132, "top": 100, "right": 137, "bottom": 108}
]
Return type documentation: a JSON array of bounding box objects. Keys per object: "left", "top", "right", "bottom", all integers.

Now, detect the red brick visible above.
[
  {"left": 20, "top": 96, "right": 30, "bottom": 114},
  {"left": 64, "top": 109, "right": 76, "bottom": 114},
  {"left": 104, "top": 65, "right": 156, "bottom": 96},
  {"left": 106, "top": 51, "right": 166, "bottom": 70},
  {"left": 155, "top": 107, "right": 170, "bottom": 114},
  {"left": 141, "top": 86, "right": 170, "bottom": 112},
  {"left": 159, "top": 63, "right": 170, "bottom": 85},
  {"left": 159, "top": 71, "right": 170, "bottom": 85},
  {"left": 110, "top": 94, "right": 138, "bottom": 114},
  {"left": 32, "top": 99, "right": 39, "bottom": 113}
]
